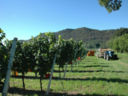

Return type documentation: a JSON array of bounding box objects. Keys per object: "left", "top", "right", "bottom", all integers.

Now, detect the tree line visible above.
[{"left": 107, "top": 28, "right": 128, "bottom": 53}]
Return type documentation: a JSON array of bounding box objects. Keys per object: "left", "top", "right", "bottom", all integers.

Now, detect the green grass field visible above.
[{"left": 1, "top": 53, "right": 128, "bottom": 96}]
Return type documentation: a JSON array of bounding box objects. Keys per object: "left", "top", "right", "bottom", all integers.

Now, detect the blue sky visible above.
[{"left": 1, "top": 0, "right": 128, "bottom": 40}]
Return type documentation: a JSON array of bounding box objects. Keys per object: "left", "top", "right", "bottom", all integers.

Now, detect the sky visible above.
[{"left": 1, "top": 0, "right": 128, "bottom": 40}]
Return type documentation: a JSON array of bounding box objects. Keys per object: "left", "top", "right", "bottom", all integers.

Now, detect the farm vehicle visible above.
[
  {"left": 96, "top": 48, "right": 118, "bottom": 60},
  {"left": 104, "top": 51, "right": 118, "bottom": 60},
  {"left": 96, "top": 48, "right": 111, "bottom": 58}
]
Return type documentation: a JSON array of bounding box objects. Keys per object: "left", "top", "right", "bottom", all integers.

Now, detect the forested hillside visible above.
[{"left": 41, "top": 27, "right": 117, "bottom": 48}]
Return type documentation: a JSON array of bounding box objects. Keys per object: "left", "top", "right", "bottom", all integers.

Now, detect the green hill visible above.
[
  {"left": 39, "top": 27, "right": 128, "bottom": 48},
  {"left": 41, "top": 27, "right": 117, "bottom": 48}
]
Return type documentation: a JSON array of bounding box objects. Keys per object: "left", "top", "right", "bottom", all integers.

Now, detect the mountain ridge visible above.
[{"left": 40, "top": 27, "right": 127, "bottom": 48}]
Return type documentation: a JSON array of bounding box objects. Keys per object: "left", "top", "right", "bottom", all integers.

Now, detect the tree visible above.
[
  {"left": 30, "top": 33, "right": 57, "bottom": 91},
  {"left": 0, "top": 43, "right": 8, "bottom": 82},
  {"left": 107, "top": 34, "right": 128, "bottom": 53},
  {"left": 0, "top": 29, "right": 8, "bottom": 84},
  {"left": 0, "top": 28, "right": 5, "bottom": 42},
  {"left": 99, "top": 0, "right": 122, "bottom": 12},
  {"left": 114, "top": 28, "right": 128, "bottom": 37}
]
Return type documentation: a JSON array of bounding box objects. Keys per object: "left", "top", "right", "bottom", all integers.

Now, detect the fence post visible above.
[
  {"left": 63, "top": 63, "right": 68, "bottom": 78},
  {"left": 71, "top": 63, "right": 73, "bottom": 72},
  {"left": 2, "top": 38, "right": 17, "bottom": 96},
  {"left": 46, "top": 54, "right": 56, "bottom": 95}
]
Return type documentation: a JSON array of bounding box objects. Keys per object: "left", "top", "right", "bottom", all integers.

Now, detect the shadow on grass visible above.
[
  {"left": 54, "top": 70, "right": 126, "bottom": 73},
  {"left": 8, "top": 87, "right": 123, "bottom": 96},
  {"left": 77, "top": 65, "right": 109, "bottom": 68},
  {"left": 12, "top": 76, "right": 128, "bottom": 84},
  {"left": 8, "top": 87, "right": 44, "bottom": 96},
  {"left": 52, "top": 77, "right": 128, "bottom": 84},
  {"left": 11, "top": 69, "right": 126, "bottom": 80},
  {"left": 12, "top": 75, "right": 41, "bottom": 79}
]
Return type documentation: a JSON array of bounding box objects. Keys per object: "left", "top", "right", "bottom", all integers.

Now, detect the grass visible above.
[{"left": 1, "top": 53, "right": 128, "bottom": 96}]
